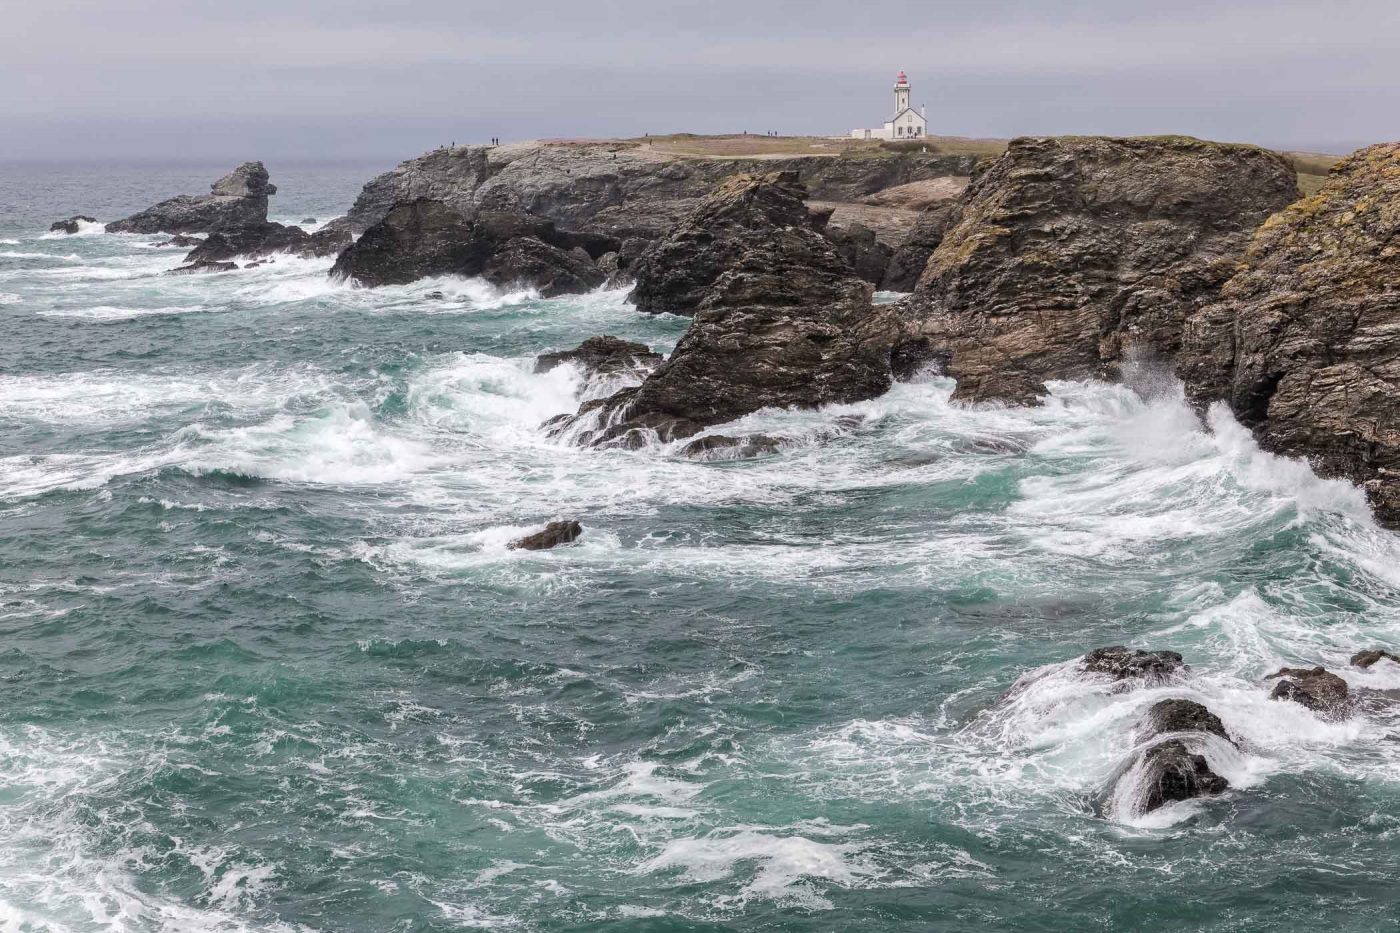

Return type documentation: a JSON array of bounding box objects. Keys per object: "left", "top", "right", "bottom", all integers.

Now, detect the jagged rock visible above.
[
  {"left": 534, "top": 336, "right": 662, "bottom": 378},
  {"left": 1352, "top": 649, "right": 1400, "bottom": 670},
  {"left": 482, "top": 237, "right": 605, "bottom": 297},
  {"left": 508, "top": 521, "right": 583, "bottom": 551},
  {"left": 1178, "top": 142, "right": 1400, "bottom": 524},
  {"left": 107, "top": 162, "right": 277, "bottom": 234},
  {"left": 824, "top": 222, "right": 893, "bottom": 286},
  {"left": 1082, "top": 646, "right": 1185, "bottom": 681},
  {"left": 556, "top": 173, "right": 897, "bottom": 447},
  {"left": 907, "top": 136, "right": 1299, "bottom": 404},
  {"left": 679, "top": 433, "right": 782, "bottom": 460},
  {"left": 1266, "top": 666, "right": 1351, "bottom": 715},
  {"left": 182, "top": 223, "right": 350, "bottom": 264},
  {"left": 330, "top": 142, "right": 980, "bottom": 239},
  {"left": 881, "top": 203, "right": 957, "bottom": 292},
  {"left": 628, "top": 171, "right": 864, "bottom": 316},
  {"left": 166, "top": 260, "right": 238, "bottom": 276},
  {"left": 1135, "top": 740, "right": 1231, "bottom": 813},
  {"left": 49, "top": 215, "right": 96, "bottom": 234},
  {"left": 153, "top": 234, "right": 204, "bottom": 248}
]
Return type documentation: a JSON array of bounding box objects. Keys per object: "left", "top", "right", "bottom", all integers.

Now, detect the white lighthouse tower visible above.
[
  {"left": 894, "top": 71, "right": 912, "bottom": 116},
  {"left": 851, "top": 71, "right": 929, "bottom": 140}
]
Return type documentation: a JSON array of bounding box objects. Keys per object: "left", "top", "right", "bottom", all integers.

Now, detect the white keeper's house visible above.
[{"left": 851, "top": 71, "right": 928, "bottom": 140}]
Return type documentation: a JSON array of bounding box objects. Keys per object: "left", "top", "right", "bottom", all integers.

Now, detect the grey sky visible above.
[{"left": 4, "top": 0, "right": 1398, "bottom": 162}]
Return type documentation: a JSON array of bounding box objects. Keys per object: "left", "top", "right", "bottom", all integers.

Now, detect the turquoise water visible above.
[{"left": 3, "top": 164, "right": 1400, "bottom": 932}]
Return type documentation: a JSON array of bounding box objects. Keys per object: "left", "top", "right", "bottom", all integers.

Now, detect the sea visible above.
[{"left": 2, "top": 161, "right": 1399, "bottom": 932}]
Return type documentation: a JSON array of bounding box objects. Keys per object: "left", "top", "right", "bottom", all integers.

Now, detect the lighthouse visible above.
[
  {"left": 851, "top": 71, "right": 929, "bottom": 141},
  {"left": 894, "top": 71, "right": 911, "bottom": 116}
]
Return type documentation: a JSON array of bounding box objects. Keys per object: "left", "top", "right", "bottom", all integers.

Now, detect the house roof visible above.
[{"left": 886, "top": 106, "right": 928, "bottom": 124}]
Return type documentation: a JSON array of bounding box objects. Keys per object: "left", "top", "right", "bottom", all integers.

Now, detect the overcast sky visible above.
[{"left": 4, "top": 0, "right": 1398, "bottom": 162}]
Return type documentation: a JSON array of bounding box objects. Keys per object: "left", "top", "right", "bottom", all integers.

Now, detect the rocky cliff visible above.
[
  {"left": 552, "top": 172, "right": 898, "bottom": 447},
  {"left": 907, "top": 136, "right": 1300, "bottom": 403},
  {"left": 1178, "top": 142, "right": 1400, "bottom": 523},
  {"left": 329, "top": 142, "right": 979, "bottom": 242}
]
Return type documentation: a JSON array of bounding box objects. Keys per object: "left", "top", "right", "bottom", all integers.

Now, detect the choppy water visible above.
[{"left": 3, "top": 163, "right": 1400, "bottom": 932}]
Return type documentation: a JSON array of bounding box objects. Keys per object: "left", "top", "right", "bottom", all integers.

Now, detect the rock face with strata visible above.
[
  {"left": 1178, "top": 143, "right": 1400, "bottom": 524},
  {"left": 907, "top": 136, "right": 1299, "bottom": 404},
  {"left": 107, "top": 162, "right": 277, "bottom": 234},
  {"left": 554, "top": 173, "right": 897, "bottom": 447}
]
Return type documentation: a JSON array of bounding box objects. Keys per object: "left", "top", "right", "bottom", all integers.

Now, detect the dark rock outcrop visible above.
[
  {"left": 482, "top": 237, "right": 605, "bottom": 297},
  {"left": 534, "top": 336, "right": 662, "bottom": 378},
  {"left": 183, "top": 223, "right": 350, "bottom": 264},
  {"left": 49, "top": 215, "right": 96, "bottom": 234},
  {"left": 330, "top": 199, "right": 607, "bottom": 296},
  {"left": 1177, "top": 143, "right": 1400, "bottom": 524},
  {"left": 1133, "top": 740, "right": 1231, "bottom": 814},
  {"left": 166, "top": 260, "right": 238, "bottom": 276},
  {"left": 679, "top": 433, "right": 783, "bottom": 460},
  {"left": 1082, "top": 646, "right": 1185, "bottom": 682},
  {"left": 1352, "top": 649, "right": 1400, "bottom": 670},
  {"left": 107, "top": 162, "right": 277, "bottom": 235},
  {"left": 880, "top": 203, "right": 957, "bottom": 292},
  {"left": 509, "top": 521, "right": 583, "bottom": 551},
  {"left": 627, "top": 170, "right": 866, "bottom": 316},
  {"left": 1147, "top": 698, "right": 1228, "bottom": 740},
  {"left": 1108, "top": 698, "right": 1232, "bottom": 817},
  {"left": 1266, "top": 666, "right": 1351, "bottom": 716},
  {"left": 555, "top": 173, "right": 898, "bottom": 447},
  {"left": 824, "top": 223, "right": 894, "bottom": 287},
  {"left": 908, "top": 136, "right": 1300, "bottom": 404},
  {"left": 153, "top": 234, "right": 204, "bottom": 249}
]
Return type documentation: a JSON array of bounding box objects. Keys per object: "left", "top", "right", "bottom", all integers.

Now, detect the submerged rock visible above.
[
  {"left": 907, "top": 136, "right": 1299, "bottom": 404},
  {"left": 1352, "top": 649, "right": 1400, "bottom": 670},
  {"left": 557, "top": 173, "right": 897, "bottom": 447},
  {"left": 107, "top": 162, "right": 277, "bottom": 235},
  {"left": 1178, "top": 142, "right": 1400, "bottom": 525},
  {"left": 679, "top": 433, "right": 783, "bottom": 460},
  {"left": 509, "top": 521, "right": 583, "bottom": 551},
  {"left": 165, "top": 260, "right": 238, "bottom": 276},
  {"left": 49, "top": 215, "right": 96, "bottom": 234},
  {"left": 1082, "top": 646, "right": 1185, "bottom": 682},
  {"left": 153, "top": 234, "right": 204, "bottom": 249},
  {"left": 1266, "top": 666, "right": 1351, "bottom": 716},
  {"left": 534, "top": 336, "right": 662, "bottom": 378}
]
